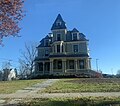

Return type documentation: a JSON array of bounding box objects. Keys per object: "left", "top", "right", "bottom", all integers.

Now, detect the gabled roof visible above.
[
  {"left": 51, "top": 14, "right": 67, "bottom": 30},
  {"left": 37, "top": 35, "right": 52, "bottom": 48},
  {"left": 72, "top": 28, "right": 79, "bottom": 32}
]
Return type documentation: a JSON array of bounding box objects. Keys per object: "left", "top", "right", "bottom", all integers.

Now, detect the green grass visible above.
[
  {"left": 42, "top": 78, "right": 120, "bottom": 93},
  {"left": 19, "top": 97, "right": 120, "bottom": 106},
  {"left": 0, "top": 79, "right": 45, "bottom": 94}
]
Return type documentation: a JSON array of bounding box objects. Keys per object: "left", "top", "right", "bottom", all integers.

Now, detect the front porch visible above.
[
  {"left": 50, "top": 58, "right": 91, "bottom": 75},
  {"left": 35, "top": 58, "right": 91, "bottom": 76},
  {"left": 35, "top": 61, "right": 50, "bottom": 75}
]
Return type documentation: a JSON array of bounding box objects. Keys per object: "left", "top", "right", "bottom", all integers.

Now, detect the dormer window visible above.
[
  {"left": 44, "top": 39, "right": 49, "bottom": 46},
  {"left": 72, "top": 33, "right": 78, "bottom": 40}
]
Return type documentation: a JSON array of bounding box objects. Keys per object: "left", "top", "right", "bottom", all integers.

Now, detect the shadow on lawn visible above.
[{"left": 6, "top": 98, "right": 120, "bottom": 106}]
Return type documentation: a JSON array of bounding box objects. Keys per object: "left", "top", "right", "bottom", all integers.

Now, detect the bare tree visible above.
[
  {"left": 116, "top": 69, "right": 120, "bottom": 78},
  {"left": 19, "top": 43, "right": 37, "bottom": 78},
  {"left": 2, "top": 61, "right": 12, "bottom": 69},
  {"left": 0, "top": 70, "right": 3, "bottom": 81}
]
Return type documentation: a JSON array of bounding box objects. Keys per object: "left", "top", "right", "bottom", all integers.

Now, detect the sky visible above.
[{"left": 0, "top": 0, "right": 120, "bottom": 74}]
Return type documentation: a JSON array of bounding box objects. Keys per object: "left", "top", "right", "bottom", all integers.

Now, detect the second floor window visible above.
[
  {"left": 73, "top": 45, "right": 78, "bottom": 52},
  {"left": 45, "top": 50, "right": 49, "bottom": 56},
  {"left": 57, "top": 34, "right": 61, "bottom": 41}
]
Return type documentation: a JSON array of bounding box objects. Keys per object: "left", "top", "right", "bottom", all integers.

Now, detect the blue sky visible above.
[{"left": 0, "top": 0, "right": 120, "bottom": 74}]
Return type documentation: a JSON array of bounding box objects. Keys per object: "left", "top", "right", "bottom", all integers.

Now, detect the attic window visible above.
[
  {"left": 72, "top": 33, "right": 78, "bottom": 40},
  {"left": 56, "top": 21, "right": 61, "bottom": 26}
]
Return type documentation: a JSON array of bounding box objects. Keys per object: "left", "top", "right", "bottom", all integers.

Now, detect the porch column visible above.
[
  {"left": 43, "top": 62, "right": 45, "bottom": 74},
  {"left": 85, "top": 58, "right": 89, "bottom": 69},
  {"left": 89, "top": 58, "right": 91, "bottom": 69},
  {"left": 55, "top": 45, "right": 57, "bottom": 53},
  {"left": 62, "top": 59, "right": 66, "bottom": 73},
  {"left": 75, "top": 59, "right": 78, "bottom": 72},
  {"left": 50, "top": 59, "right": 53, "bottom": 74},
  {"left": 63, "top": 44, "right": 66, "bottom": 53},
  {"left": 60, "top": 42, "right": 63, "bottom": 53}
]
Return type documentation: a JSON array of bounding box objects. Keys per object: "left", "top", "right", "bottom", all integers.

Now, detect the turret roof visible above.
[{"left": 51, "top": 14, "right": 67, "bottom": 30}]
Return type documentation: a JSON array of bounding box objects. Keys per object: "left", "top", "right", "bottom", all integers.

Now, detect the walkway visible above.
[{"left": 0, "top": 79, "right": 59, "bottom": 106}]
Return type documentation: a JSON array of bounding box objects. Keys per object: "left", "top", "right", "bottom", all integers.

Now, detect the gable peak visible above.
[{"left": 51, "top": 14, "right": 67, "bottom": 30}]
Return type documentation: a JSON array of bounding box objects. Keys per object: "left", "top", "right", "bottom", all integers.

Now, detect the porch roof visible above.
[
  {"left": 34, "top": 57, "right": 49, "bottom": 61},
  {"left": 49, "top": 54, "right": 89, "bottom": 58}
]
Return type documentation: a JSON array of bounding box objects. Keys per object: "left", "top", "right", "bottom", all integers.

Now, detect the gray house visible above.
[{"left": 34, "top": 14, "right": 92, "bottom": 77}]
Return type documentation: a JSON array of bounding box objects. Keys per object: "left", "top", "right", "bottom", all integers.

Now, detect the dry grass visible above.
[
  {"left": 0, "top": 79, "right": 45, "bottom": 94},
  {"left": 42, "top": 78, "right": 120, "bottom": 93}
]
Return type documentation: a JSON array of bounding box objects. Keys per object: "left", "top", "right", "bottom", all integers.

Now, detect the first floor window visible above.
[
  {"left": 53, "top": 60, "right": 62, "bottom": 69},
  {"left": 69, "top": 60, "right": 74, "bottom": 69},
  {"left": 58, "top": 61, "right": 62, "bottom": 69},
  {"left": 38, "top": 63, "right": 43, "bottom": 71},
  {"left": 79, "top": 60, "right": 84, "bottom": 69}
]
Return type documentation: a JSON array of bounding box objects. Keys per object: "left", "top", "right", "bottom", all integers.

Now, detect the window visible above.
[
  {"left": 57, "top": 34, "right": 61, "bottom": 41},
  {"left": 53, "top": 60, "right": 62, "bottom": 69},
  {"left": 73, "top": 45, "right": 78, "bottom": 52},
  {"left": 69, "top": 60, "right": 74, "bottom": 69},
  {"left": 72, "top": 33, "right": 78, "bottom": 40},
  {"left": 79, "top": 60, "right": 84, "bottom": 69},
  {"left": 45, "top": 50, "right": 49, "bottom": 56},
  {"left": 58, "top": 61, "right": 62, "bottom": 69},
  {"left": 44, "top": 39, "right": 49, "bottom": 46},
  {"left": 57, "top": 45, "right": 60, "bottom": 53},
  {"left": 38, "top": 63, "right": 43, "bottom": 71},
  {"left": 56, "top": 21, "right": 61, "bottom": 26}
]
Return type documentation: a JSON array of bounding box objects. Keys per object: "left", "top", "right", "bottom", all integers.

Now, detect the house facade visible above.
[{"left": 34, "top": 14, "right": 92, "bottom": 76}]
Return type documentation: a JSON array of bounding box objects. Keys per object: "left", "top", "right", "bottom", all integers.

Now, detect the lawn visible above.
[
  {"left": 0, "top": 79, "right": 45, "bottom": 94},
  {"left": 19, "top": 97, "right": 120, "bottom": 106},
  {"left": 42, "top": 78, "right": 120, "bottom": 93}
]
